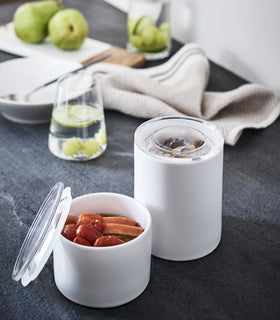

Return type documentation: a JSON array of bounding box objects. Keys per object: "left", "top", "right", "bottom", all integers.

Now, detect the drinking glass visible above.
[
  {"left": 48, "top": 71, "right": 107, "bottom": 161},
  {"left": 127, "top": 0, "right": 171, "bottom": 60}
]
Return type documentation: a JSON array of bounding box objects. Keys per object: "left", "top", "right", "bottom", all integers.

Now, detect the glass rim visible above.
[{"left": 56, "top": 69, "right": 99, "bottom": 86}]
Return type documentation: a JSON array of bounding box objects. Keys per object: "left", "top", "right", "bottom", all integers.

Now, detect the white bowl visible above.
[
  {"left": 53, "top": 193, "right": 152, "bottom": 308},
  {"left": 0, "top": 57, "right": 81, "bottom": 124}
]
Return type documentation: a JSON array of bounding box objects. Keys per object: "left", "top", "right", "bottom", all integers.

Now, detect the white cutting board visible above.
[
  {"left": 0, "top": 22, "right": 145, "bottom": 67},
  {"left": 0, "top": 22, "right": 111, "bottom": 63}
]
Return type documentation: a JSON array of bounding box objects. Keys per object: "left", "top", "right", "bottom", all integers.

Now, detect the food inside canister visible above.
[
  {"left": 147, "top": 126, "right": 210, "bottom": 159},
  {"left": 61, "top": 213, "right": 144, "bottom": 247}
]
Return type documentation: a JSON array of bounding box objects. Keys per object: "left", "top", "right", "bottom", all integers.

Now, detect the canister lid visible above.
[
  {"left": 12, "top": 182, "right": 72, "bottom": 286},
  {"left": 135, "top": 116, "right": 224, "bottom": 162}
]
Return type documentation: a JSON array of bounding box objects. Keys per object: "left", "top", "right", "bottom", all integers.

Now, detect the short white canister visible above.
[
  {"left": 134, "top": 116, "right": 224, "bottom": 261},
  {"left": 12, "top": 183, "right": 152, "bottom": 308}
]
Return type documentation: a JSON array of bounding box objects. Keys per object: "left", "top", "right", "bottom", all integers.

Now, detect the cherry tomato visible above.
[
  {"left": 94, "top": 235, "right": 125, "bottom": 247},
  {"left": 73, "top": 236, "right": 91, "bottom": 246},
  {"left": 76, "top": 224, "right": 102, "bottom": 244},
  {"left": 61, "top": 223, "right": 76, "bottom": 241},
  {"left": 77, "top": 213, "right": 106, "bottom": 233}
]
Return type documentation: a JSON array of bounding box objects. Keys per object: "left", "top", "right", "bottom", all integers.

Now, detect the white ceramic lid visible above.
[{"left": 12, "top": 182, "right": 72, "bottom": 286}]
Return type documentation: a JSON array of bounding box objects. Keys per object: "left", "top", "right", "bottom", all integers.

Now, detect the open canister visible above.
[
  {"left": 134, "top": 116, "right": 224, "bottom": 261},
  {"left": 12, "top": 183, "right": 152, "bottom": 308}
]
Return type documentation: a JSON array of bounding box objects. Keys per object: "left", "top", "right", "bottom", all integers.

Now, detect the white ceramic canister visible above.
[
  {"left": 12, "top": 184, "right": 152, "bottom": 308},
  {"left": 53, "top": 193, "right": 152, "bottom": 308},
  {"left": 134, "top": 116, "right": 224, "bottom": 261}
]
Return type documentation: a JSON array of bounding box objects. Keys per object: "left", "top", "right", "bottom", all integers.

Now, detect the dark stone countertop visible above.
[{"left": 0, "top": 1, "right": 279, "bottom": 319}]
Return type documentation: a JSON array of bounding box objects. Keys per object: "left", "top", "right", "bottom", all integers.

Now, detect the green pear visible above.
[
  {"left": 13, "top": 0, "right": 63, "bottom": 44},
  {"left": 48, "top": 9, "right": 88, "bottom": 50}
]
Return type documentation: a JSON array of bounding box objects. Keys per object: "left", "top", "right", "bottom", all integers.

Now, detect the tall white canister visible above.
[{"left": 134, "top": 116, "right": 224, "bottom": 261}]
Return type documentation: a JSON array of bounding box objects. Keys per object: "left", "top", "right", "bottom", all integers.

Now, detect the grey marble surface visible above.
[{"left": 0, "top": 1, "right": 279, "bottom": 320}]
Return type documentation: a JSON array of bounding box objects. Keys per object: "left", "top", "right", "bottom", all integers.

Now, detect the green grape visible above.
[
  {"left": 156, "top": 30, "right": 169, "bottom": 46},
  {"left": 95, "top": 128, "right": 107, "bottom": 146},
  {"left": 127, "top": 18, "right": 136, "bottom": 35},
  {"left": 130, "top": 34, "right": 142, "bottom": 48},
  {"left": 82, "top": 140, "right": 100, "bottom": 157},
  {"left": 62, "top": 138, "right": 82, "bottom": 156},
  {"left": 141, "top": 26, "right": 157, "bottom": 46},
  {"left": 133, "top": 15, "right": 155, "bottom": 35},
  {"left": 159, "top": 22, "right": 170, "bottom": 35},
  {"left": 138, "top": 43, "right": 166, "bottom": 53}
]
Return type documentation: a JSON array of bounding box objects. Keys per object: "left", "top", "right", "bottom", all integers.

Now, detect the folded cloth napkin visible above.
[{"left": 89, "top": 43, "right": 280, "bottom": 145}]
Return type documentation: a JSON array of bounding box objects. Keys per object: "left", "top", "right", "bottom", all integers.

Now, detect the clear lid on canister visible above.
[
  {"left": 135, "top": 116, "right": 224, "bottom": 161},
  {"left": 12, "top": 182, "right": 72, "bottom": 286}
]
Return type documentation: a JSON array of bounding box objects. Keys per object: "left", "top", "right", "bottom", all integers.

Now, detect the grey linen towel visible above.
[{"left": 89, "top": 43, "right": 280, "bottom": 145}]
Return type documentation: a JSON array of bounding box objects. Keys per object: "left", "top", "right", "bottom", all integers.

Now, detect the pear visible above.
[
  {"left": 13, "top": 0, "right": 63, "bottom": 44},
  {"left": 48, "top": 9, "right": 88, "bottom": 50}
]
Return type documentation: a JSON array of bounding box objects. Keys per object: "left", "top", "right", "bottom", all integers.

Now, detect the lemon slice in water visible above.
[{"left": 53, "top": 104, "right": 103, "bottom": 128}]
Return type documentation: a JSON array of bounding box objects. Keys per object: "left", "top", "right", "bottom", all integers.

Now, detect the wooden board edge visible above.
[{"left": 82, "top": 46, "right": 146, "bottom": 68}]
